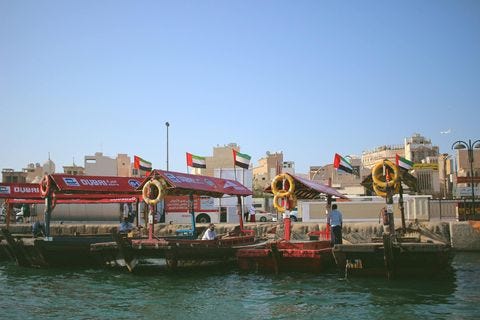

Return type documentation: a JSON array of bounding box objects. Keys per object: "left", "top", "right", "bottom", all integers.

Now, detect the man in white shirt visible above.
[
  {"left": 202, "top": 223, "right": 217, "bottom": 240},
  {"left": 327, "top": 204, "right": 343, "bottom": 246}
]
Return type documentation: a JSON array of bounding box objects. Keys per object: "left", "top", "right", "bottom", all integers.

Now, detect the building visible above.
[
  {"left": 438, "top": 153, "right": 454, "bottom": 199},
  {"left": 84, "top": 152, "right": 135, "bottom": 177},
  {"left": 452, "top": 148, "right": 480, "bottom": 199},
  {"left": 1, "top": 169, "right": 27, "bottom": 183},
  {"left": 2, "top": 159, "right": 56, "bottom": 183},
  {"left": 63, "top": 163, "right": 85, "bottom": 176},
  {"left": 310, "top": 156, "right": 370, "bottom": 196},
  {"left": 362, "top": 145, "right": 405, "bottom": 169},
  {"left": 252, "top": 151, "right": 283, "bottom": 194},
  {"left": 405, "top": 133, "right": 439, "bottom": 163},
  {"left": 192, "top": 143, "right": 245, "bottom": 177}
]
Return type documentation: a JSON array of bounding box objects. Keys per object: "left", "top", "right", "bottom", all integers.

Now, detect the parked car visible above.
[
  {"left": 255, "top": 210, "right": 277, "bottom": 222},
  {"left": 289, "top": 208, "right": 298, "bottom": 222}
]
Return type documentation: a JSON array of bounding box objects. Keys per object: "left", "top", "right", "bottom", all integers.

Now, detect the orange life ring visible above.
[
  {"left": 372, "top": 160, "right": 399, "bottom": 188},
  {"left": 142, "top": 179, "right": 164, "bottom": 205},
  {"left": 40, "top": 175, "right": 51, "bottom": 197},
  {"left": 271, "top": 174, "right": 296, "bottom": 198}
]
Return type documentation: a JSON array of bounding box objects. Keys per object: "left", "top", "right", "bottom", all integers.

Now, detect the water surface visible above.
[{"left": 1, "top": 253, "right": 479, "bottom": 320}]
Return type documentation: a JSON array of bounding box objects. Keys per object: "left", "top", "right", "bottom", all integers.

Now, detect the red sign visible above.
[
  {"left": 457, "top": 176, "right": 480, "bottom": 184},
  {"left": 50, "top": 174, "right": 143, "bottom": 194},
  {"left": 0, "top": 183, "right": 42, "bottom": 199}
]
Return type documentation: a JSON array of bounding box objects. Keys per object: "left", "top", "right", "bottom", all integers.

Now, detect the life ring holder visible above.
[
  {"left": 40, "top": 175, "right": 51, "bottom": 197},
  {"left": 373, "top": 182, "right": 400, "bottom": 198},
  {"left": 142, "top": 179, "right": 165, "bottom": 205},
  {"left": 271, "top": 174, "right": 296, "bottom": 198},
  {"left": 273, "top": 193, "right": 297, "bottom": 213},
  {"left": 372, "top": 160, "right": 399, "bottom": 188}
]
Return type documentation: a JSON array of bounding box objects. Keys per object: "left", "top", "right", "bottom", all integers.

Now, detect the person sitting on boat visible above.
[
  {"left": 202, "top": 223, "right": 217, "bottom": 240},
  {"left": 327, "top": 204, "right": 343, "bottom": 246},
  {"left": 119, "top": 217, "right": 135, "bottom": 233}
]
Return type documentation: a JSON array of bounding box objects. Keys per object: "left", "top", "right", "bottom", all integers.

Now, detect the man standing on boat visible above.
[{"left": 327, "top": 204, "right": 343, "bottom": 246}]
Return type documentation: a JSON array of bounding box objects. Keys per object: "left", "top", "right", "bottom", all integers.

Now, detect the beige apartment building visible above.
[
  {"left": 191, "top": 143, "right": 244, "bottom": 177},
  {"left": 2, "top": 160, "right": 56, "bottom": 183},
  {"left": 362, "top": 145, "right": 405, "bottom": 169},
  {"left": 405, "top": 133, "right": 439, "bottom": 163},
  {"left": 252, "top": 151, "right": 283, "bottom": 193}
]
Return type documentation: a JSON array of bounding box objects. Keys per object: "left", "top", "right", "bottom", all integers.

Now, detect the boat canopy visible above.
[
  {"left": 138, "top": 169, "right": 252, "bottom": 198},
  {"left": 0, "top": 181, "right": 138, "bottom": 204},
  {"left": 45, "top": 174, "right": 143, "bottom": 195},
  {"left": 265, "top": 173, "right": 348, "bottom": 200}
]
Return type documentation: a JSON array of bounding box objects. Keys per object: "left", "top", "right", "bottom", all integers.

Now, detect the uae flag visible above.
[
  {"left": 233, "top": 150, "right": 251, "bottom": 169},
  {"left": 133, "top": 155, "right": 152, "bottom": 172},
  {"left": 186, "top": 152, "right": 207, "bottom": 169},
  {"left": 396, "top": 154, "right": 413, "bottom": 171},
  {"left": 333, "top": 153, "right": 354, "bottom": 174}
]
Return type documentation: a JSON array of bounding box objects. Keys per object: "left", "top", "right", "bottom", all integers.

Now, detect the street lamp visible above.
[
  {"left": 451, "top": 139, "right": 480, "bottom": 215},
  {"left": 165, "top": 122, "right": 170, "bottom": 171}
]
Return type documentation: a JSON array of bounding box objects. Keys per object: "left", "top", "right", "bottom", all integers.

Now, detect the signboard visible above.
[
  {"left": 455, "top": 186, "right": 480, "bottom": 198},
  {"left": 0, "top": 183, "right": 41, "bottom": 199},
  {"left": 50, "top": 174, "right": 143, "bottom": 193},
  {"left": 456, "top": 176, "right": 480, "bottom": 184},
  {"left": 413, "top": 163, "right": 439, "bottom": 170},
  {"left": 165, "top": 195, "right": 216, "bottom": 212}
]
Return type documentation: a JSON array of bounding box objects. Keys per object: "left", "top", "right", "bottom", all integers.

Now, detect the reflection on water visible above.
[{"left": 0, "top": 252, "right": 479, "bottom": 320}]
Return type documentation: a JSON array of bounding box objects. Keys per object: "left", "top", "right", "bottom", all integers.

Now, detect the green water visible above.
[{"left": 0, "top": 253, "right": 479, "bottom": 320}]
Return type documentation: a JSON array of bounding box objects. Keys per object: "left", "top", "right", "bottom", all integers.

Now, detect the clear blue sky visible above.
[{"left": 1, "top": 1, "right": 479, "bottom": 174}]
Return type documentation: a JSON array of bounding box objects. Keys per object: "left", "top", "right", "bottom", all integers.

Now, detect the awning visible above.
[
  {"left": 265, "top": 173, "right": 348, "bottom": 199},
  {"left": 138, "top": 170, "right": 252, "bottom": 198},
  {"left": 47, "top": 174, "right": 143, "bottom": 195}
]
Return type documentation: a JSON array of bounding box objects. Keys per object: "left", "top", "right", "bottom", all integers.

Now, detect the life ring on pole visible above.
[
  {"left": 273, "top": 193, "right": 297, "bottom": 213},
  {"left": 271, "top": 174, "right": 295, "bottom": 198},
  {"left": 372, "top": 160, "right": 399, "bottom": 188},
  {"left": 142, "top": 179, "right": 164, "bottom": 205},
  {"left": 373, "top": 182, "right": 400, "bottom": 198},
  {"left": 40, "top": 175, "right": 51, "bottom": 197}
]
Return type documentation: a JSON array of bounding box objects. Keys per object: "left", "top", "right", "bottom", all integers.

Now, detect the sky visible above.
[{"left": 1, "top": 0, "right": 479, "bottom": 174}]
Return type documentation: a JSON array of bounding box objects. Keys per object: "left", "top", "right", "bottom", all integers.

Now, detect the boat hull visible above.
[
  {"left": 91, "top": 234, "right": 256, "bottom": 271},
  {"left": 333, "top": 242, "right": 453, "bottom": 278},
  {"left": 236, "top": 240, "right": 335, "bottom": 274}
]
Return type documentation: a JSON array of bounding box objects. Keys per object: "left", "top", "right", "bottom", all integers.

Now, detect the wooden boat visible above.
[
  {"left": 333, "top": 235, "right": 453, "bottom": 278},
  {"left": 332, "top": 160, "right": 453, "bottom": 279},
  {"left": 91, "top": 170, "right": 256, "bottom": 272},
  {"left": 236, "top": 173, "right": 347, "bottom": 274},
  {"left": 0, "top": 176, "right": 142, "bottom": 268}
]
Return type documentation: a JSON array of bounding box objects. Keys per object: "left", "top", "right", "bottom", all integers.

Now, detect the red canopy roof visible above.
[
  {"left": 0, "top": 181, "right": 140, "bottom": 204},
  {"left": 265, "top": 173, "right": 348, "bottom": 200},
  {"left": 48, "top": 174, "right": 143, "bottom": 195},
  {"left": 139, "top": 170, "right": 252, "bottom": 198}
]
